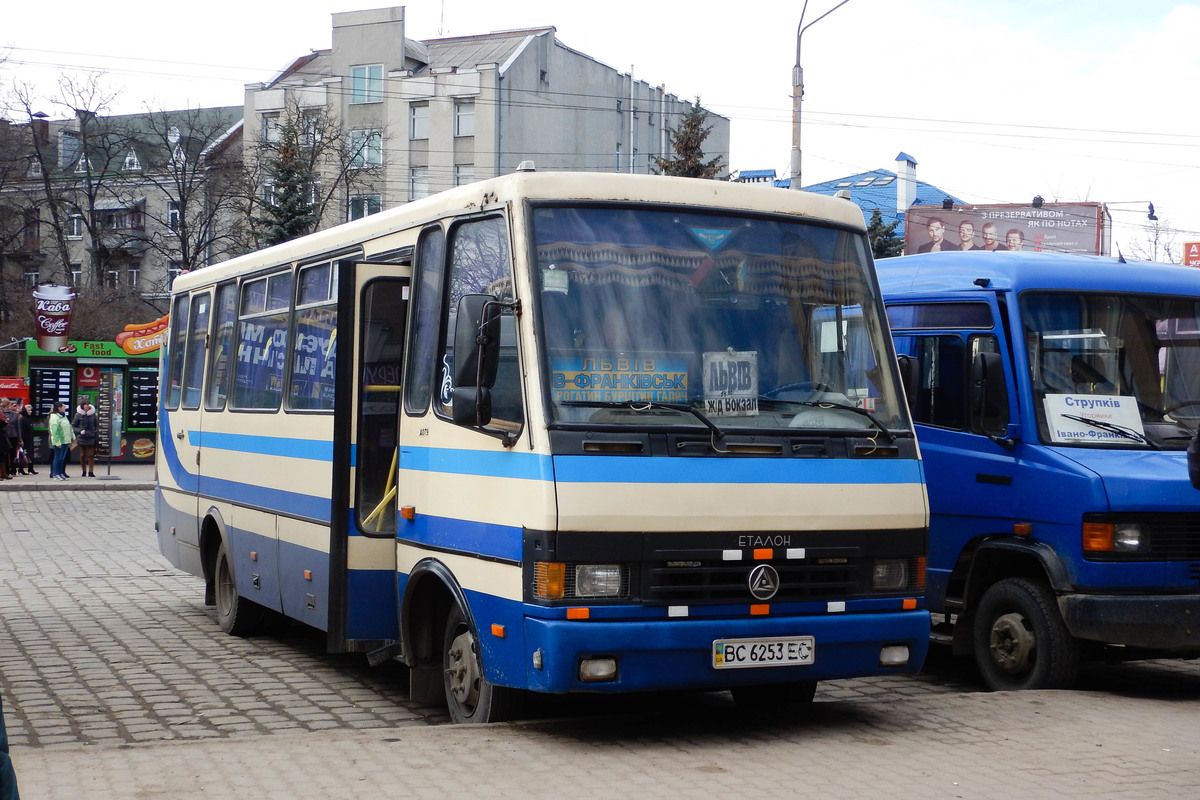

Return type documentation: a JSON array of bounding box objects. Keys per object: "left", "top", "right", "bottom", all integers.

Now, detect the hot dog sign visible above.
[{"left": 117, "top": 314, "right": 169, "bottom": 356}]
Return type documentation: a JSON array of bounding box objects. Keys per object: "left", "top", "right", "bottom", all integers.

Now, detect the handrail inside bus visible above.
[{"left": 361, "top": 446, "right": 401, "bottom": 533}]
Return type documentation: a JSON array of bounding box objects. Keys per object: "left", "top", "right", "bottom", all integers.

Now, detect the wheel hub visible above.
[
  {"left": 989, "top": 611, "right": 1035, "bottom": 675},
  {"left": 446, "top": 629, "right": 481, "bottom": 708}
]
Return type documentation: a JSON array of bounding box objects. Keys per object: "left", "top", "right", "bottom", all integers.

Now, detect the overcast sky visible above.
[{"left": 5, "top": 0, "right": 1198, "bottom": 255}]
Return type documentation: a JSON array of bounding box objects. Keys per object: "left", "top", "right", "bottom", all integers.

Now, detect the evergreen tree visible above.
[
  {"left": 867, "top": 209, "right": 905, "bottom": 259},
  {"left": 254, "top": 116, "right": 317, "bottom": 247},
  {"left": 654, "top": 98, "right": 724, "bottom": 179}
]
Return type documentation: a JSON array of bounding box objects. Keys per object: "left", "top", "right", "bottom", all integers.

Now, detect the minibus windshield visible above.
[
  {"left": 1022, "top": 291, "right": 1200, "bottom": 448},
  {"left": 529, "top": 204, "right": 908, "bottom": 436}
]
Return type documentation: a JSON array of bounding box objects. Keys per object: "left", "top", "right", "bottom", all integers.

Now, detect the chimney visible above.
[{"left": 895, "top": 152, "right": 917, "bottom": 213}]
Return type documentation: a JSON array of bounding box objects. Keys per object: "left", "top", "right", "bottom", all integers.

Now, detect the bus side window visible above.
[
  {"left": 181, "top": 292, "right": 211, "bottom": 410},
  {"left": 438, "top": 217, "right": 523, "bottom": 430},
  {"left": 894, "top": 334, "right": 966, "bottom": 430},
  {"left": 164, "top": 293, "right": 190, "bottom": 411},
  {"left": 205, "top": 282, "right": 238, "bottom": 411}
]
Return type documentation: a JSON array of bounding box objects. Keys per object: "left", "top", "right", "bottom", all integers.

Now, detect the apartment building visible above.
[{"left": 243, "top": 6, "right": 730, "bottom": 226}]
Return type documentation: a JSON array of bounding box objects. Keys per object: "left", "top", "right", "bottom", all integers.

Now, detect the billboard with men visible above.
[{"left": 904, "top": 202, "right": 1111, "bottom": 257}]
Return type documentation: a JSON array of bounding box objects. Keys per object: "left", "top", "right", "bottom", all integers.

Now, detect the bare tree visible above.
[
  {"left": 1129, "top": 218, "right": 1180, "bottom": 264},
  {"left": 133, "top": 105, "right": 243, "bottom": 284}
]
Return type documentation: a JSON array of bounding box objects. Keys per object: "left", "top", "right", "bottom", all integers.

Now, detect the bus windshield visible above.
[
  {"left": 529, "top": 205, "right": 908, "bottom": 436},
  {"left": 1022, "top": 291, "right": 1200, "bottom": 448}
]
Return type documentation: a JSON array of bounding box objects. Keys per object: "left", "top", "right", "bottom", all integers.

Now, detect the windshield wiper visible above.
[
  {"left": 561, "top": 400, "right": 725, "bottom": 440},
  {"left": 789, "top": 399, "right": 896, "bottom": 443},
  {"left": 1061, "top": 413, "right": 1158, "bottom": 449}
]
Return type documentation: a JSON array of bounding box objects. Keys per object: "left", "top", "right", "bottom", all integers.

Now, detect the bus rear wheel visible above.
[
  {"left": 441, "top": 605, "right": 522, "bottom": 723},
  {"left": 214, "top": 540, "right": 264, "bottom": 637},
  {"left": 973, "top": 577, "right": 1079, "bottom": 691}
]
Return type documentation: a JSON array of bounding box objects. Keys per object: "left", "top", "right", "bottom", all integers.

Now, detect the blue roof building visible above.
[{"left": 771, "top": 153, "right": 965, "bottom": 237}]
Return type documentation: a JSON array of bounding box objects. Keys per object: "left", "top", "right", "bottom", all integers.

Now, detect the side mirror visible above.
[
  {"left": 896, "top": 354, "right": 917, "bottom": 414},
  {"left": 970, "top": 351, "right": 1009, "bottom": 438},
  {"left": 452, "top": 294, "right": 500, "bottom": 390},
  {"left": 1189, "top": 431, "right": 1200, "bottom": 490}
]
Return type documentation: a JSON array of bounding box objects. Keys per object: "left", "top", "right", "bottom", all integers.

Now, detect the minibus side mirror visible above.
[
  {"left": 896, "top": 354, "right": 917, "bottom": 414},
  {"left": 451, "top": 294, "right": 501, "bottom": 428},
  {"left": 1188, "top": 431, "right": 1200, "bottom": 490},
  {"left": 970, "top": 351, "right": 1011, "bottom": 442}
]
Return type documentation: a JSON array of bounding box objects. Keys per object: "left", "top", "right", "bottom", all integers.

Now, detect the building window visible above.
[
  {"left": 454, "top": 165, "right": 474, "bottom": 187},
  {"left": 409, "top": 104, "right": 429, "bottom": 140},
  {"left": 127, "top": 267, "right": 140, "bottom": 288},
  {"left": 98, "top": 208, "right": 143, "bottom": 231},
  {"left": 262, "top": 114, "right": 281, "bottom": 144},
  {"left": 167, "top": 201, "right": 180, "bottom": 233},
  {"left": 67, "top": 214, "right": 84, "bottom": 239},
  {"left": 24, "top": 268, "right": 39, "bottom": 289},
  {"left": 409, "top": 167, "right": 429, "bottom": 201},
  {"left": 106, "top": 269, "right": 120, "bottom": 288},
  {"left": 454, "top": 100, "right": 475, "bottom": 137},
  {"left": 123, "top": 149, "right": 142, "bottom": 171},
  {"left": 23, "top": 209, "right": 40, "bottom": 251},
  {"left": 351, "top": 64, "right": 384, "bottom": 104},
  {"left": 74, "top": 155, "right": 91, "bottom": 174},
  {"left": 350, "top": 129, "right": 383, "bottom": 168},
  {"left": 167, "top": 262, "right": 183, "bottom": 290},
  {"left": 69, "top": 263, "right": 83, "bottom": 287},
  {"left": 349, "top": 195, "right": 382, "bottom": 221},
  {"left": 27, "top": 158, "right": 42, "bottom": 178}
]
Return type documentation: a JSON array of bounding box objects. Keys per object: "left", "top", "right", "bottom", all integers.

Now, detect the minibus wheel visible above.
[
  {"left": 441, "top": 605, "right": 522, "bottom": 723},
  {"left": 973, "top": 577, "right": 1079, "bottom": 690},
  {"left": 214, "top": 540, "right": 264, "bottom": 636}
]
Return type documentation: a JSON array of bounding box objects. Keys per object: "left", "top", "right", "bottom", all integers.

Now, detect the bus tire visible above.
[
  {"left": 973, "top": 577, "right": 1079, "bottom": 691},
  {"left": 731, "top": 680, "right": 818, "bottom": 709},
  {"left": 442, "top": 605, "right": 521, "bottom": 723},
  {"left": 214, "top": 540, "right": 264, "bottom": 637}
]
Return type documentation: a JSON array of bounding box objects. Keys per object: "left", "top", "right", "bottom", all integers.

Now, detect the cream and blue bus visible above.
[{"left": 155, "top": 170, "right": 929, "bottom": 722}]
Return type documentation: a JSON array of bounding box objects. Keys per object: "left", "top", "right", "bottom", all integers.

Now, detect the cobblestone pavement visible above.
[{"left": 2, "top": 489, "right": 1199, "bottom": 799}]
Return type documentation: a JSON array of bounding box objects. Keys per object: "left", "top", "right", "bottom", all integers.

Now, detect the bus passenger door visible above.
[{"left": 330, "top": 262, "right": 411, "bottom": 646}]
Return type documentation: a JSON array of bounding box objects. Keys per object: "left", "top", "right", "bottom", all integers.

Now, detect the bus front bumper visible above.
[{"left": 520, "top": 610, "right": 930, "bottom": 694}]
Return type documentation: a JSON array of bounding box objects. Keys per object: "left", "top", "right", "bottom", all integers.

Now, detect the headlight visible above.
[
  {"left": 575, "top": 564, "right": 623, "bottom": 598},
  {"left": 1082, "top": 521, "right": 1149, "bottom": 553},
  {"left": 872, "top": 559, "right": 909, "bottom": 591},
  {"left": 1113, "top": 522, "right": 1147, "bottom": 552}
]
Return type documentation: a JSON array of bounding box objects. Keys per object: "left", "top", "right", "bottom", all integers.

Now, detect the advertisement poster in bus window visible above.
[{"left": 290, "top": 307, "right": 337, "bottom": 407}]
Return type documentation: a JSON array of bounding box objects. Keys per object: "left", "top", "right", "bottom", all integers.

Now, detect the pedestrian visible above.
[
  {"left": 72, "top": 397, "right": 99, "bottom": 478},
  {"left": 0, "top": 400, "right": 18, "bottom": 479},
  {"left": 48, "top": 402, "right": 72, "bottom": 481},
  {"left": 16, "top": 405, "right": 37, "bottom": 476},
  {"left": 0, "top": 692, "right": 19, "bottom": 800},
  {"left": 0, "top": 412, "right": 9, "bottom": 480}
]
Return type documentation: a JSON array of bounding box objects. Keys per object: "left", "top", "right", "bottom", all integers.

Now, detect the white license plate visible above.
[{"left": 712, "top": 636, "right": 815, "bottom": 669}]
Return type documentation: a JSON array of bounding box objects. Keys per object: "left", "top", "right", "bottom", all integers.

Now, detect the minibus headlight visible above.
[
  {"left": 872, "top": 559, "right": 908, "bottom": 591},
  {"left": 1113, "top": 522, "right": 1148, "bottom": 552},
  {"left": 1082, "top": 521, "right": 1148, "bottom": 553},
  {"left": 575, "top": 564, "right": 624, "bottom": 598}
]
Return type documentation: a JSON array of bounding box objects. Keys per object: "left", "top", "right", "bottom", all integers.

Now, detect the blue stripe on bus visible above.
[
  {"left": 552, "top": 454, "right": 922, "bottom": 484},
  {"left": 160, "top": 412, "right": 332, "bottom": 523},
  {"left": 399, "top": 513, "right": 523, "bottom": 562},
  {"left": 399, "top": 445, "right": 553, "bottom": 481},
  {"left": 188, "top": 430, "right": 333, "bottom": 460}
]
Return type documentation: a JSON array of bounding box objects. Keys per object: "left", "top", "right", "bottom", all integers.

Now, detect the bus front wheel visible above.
[
  {"left": 441, "top": 605, "right": 521, "bottom": 723},
  {"left": 972, "top": 577, "right": 1079, "bottom": 691}
]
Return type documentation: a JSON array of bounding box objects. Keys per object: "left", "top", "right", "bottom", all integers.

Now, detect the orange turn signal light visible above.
[{"left": 1082, "top": 522, "right": 1114, "bottom": 552}]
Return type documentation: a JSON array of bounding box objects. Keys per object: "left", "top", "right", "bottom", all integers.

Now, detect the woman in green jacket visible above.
[{"left": 48, "top": 402, "right": 73, "bottom": 481}]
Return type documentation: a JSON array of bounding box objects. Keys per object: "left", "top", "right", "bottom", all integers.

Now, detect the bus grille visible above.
[{"left": 644, "top": 558, "right": 862, "bottom": 604}]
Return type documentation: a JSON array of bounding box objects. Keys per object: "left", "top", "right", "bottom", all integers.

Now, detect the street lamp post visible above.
[{"left": 790, "top": 0, "right": 850, "bottom": 190}]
